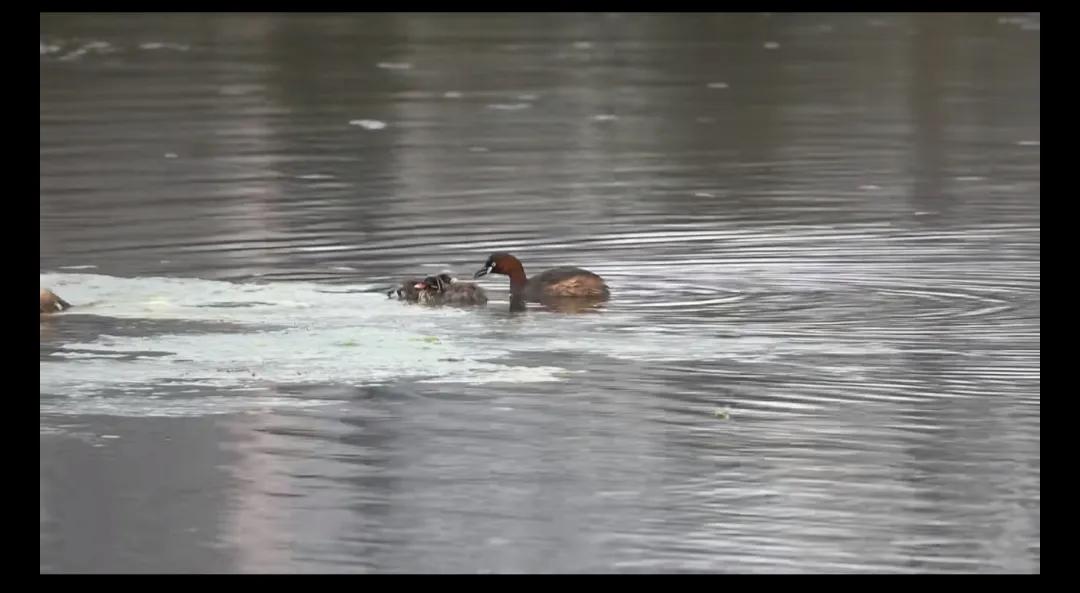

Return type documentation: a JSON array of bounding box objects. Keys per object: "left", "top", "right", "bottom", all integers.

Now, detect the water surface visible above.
[{"left": 40, "top": 13, "right": 1039, "bottom": 573}]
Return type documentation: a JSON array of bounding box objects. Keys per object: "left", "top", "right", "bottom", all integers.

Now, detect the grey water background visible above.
[{"left": 40, "top": 13, "right": 1039, "bottom": 573}]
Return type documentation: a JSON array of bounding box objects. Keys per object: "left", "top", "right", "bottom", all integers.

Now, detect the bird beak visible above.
[{"left": 474, "top": 264, "right": 493, "bottom": 279}]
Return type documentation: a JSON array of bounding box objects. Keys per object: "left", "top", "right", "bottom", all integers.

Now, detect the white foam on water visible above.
[
  {"left": 486, "top": 103, "right": 531, "bottom": 111},
  {"left": 39, "top": 273, "right": 572, "bottom": 415},
  {"left": 139, "top": 42, "right": 191, "bottom": 51},
  {"left": 49, "top": 40, "right": 118, "bottom": 60},
  {"left": 349, "top": 119, "right": 387, "bottom": 130}
]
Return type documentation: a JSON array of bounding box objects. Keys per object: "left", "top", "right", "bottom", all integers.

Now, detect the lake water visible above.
[{"left": 40, "top": 13, "right": 1040, "bottom": 573}]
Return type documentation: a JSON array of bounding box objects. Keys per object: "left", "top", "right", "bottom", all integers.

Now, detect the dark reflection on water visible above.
[{"left": 41, "top": 13, "right": 1038, "bottom": 573}]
